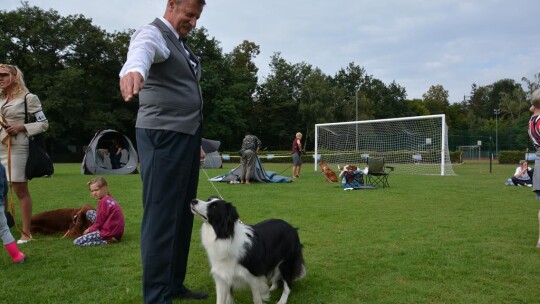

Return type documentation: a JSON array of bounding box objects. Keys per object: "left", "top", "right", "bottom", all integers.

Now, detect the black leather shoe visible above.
[{"left": 173, "top": 287, "right": 208, "bottom": 300}]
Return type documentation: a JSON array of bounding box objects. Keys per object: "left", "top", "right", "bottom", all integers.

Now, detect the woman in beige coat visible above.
[{"left": 0, "top": 64, "right": 49, "bottom": 243}]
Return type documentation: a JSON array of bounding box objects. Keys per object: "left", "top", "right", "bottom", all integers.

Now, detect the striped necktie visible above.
[{"left": 179, "top": 38, "right": 198, "bottom": 74}]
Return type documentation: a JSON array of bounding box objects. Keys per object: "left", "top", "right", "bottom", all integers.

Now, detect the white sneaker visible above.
[{"left": 527, "top": 184, "right": 533, "bottom": 187}]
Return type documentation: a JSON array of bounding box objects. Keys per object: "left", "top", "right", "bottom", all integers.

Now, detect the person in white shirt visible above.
[
  {"left": 508, "top": 160, "right": 533, "bottom": 186},
  {"left": 119, "top": 0, "right": 207, "bottom": 303}
]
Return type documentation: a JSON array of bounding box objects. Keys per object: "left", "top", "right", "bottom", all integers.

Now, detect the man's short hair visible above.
[{"left": 532, "top": 89, "right": 540, "bottom": 108}]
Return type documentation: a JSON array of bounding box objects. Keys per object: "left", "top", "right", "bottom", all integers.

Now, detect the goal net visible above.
[
  {"left": 314, "top": 114, "right": 455, "bottom": 176},
  {"left": 457, "top": 145, "right": 481, "bottom": 162}
]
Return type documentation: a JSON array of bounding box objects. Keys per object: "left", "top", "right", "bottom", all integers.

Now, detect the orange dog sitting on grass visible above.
[{"left": 318, "top": 161, "right": 338, "bottom": 183}]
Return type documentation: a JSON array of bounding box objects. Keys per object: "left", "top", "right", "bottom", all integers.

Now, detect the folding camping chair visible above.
[{"left": 365, "top": 157, "right": 394, "bottom": 188}]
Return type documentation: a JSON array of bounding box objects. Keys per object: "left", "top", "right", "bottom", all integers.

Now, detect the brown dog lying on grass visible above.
[
  {"left": 30, "top": 204, "right": 95, "bottom": 238},
  {"left": 319, "top": 161, "right": 338, "bottom": 183}
]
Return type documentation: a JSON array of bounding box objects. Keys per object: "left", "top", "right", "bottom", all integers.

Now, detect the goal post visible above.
[{"left": 314, "top": 114, "right": 455, "bottom": 176}]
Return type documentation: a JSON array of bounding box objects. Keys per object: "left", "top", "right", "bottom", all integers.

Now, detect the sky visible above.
[{"left": 4, "top": 0, "right": 540, "bottom": 103}]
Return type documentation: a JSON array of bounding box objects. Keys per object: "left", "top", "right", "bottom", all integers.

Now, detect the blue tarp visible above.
[{"left": 210, "top": 156, "right": 292, "bottom": 183}]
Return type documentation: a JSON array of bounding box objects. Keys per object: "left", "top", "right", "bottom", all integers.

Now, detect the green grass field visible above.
[{"left": 2, "top": 161, "right": 540, "bottom": 304}]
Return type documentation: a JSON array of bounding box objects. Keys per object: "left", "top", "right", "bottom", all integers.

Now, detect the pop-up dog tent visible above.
[
  {"left": 201, "top": 138, "right": 223, "bottom": 169},
  {"left": 81, "top": 129, "right": 138, "bottom": 175}
]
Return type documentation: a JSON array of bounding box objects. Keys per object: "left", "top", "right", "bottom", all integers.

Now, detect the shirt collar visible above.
[{"left": 158, "top": 17, "right": 182, "bottom": 40}]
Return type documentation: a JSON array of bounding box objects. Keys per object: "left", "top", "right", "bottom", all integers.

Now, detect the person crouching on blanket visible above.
[
  {"left": 339, "top": 165, "right": 363, "bottom": 190},
  {"left": 74, "top": 177, "right": 125, "bottom": 247}
]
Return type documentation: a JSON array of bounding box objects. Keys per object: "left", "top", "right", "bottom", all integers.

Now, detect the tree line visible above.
[{"left": 1, "top": 3, "right": 538, "bottom": 160}]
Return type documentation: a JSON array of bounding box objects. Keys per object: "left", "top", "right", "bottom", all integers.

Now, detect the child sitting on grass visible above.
[
  {"left": 0, "top": 164, "right": 25, "bottom": 263},
  {"left": 339, "top": 165, "right": 364, "bottom": 190},
  {"left": 506, "top": 160, "right": 533, "bottom": 187},
  {"left": 74, "top": 177, "right": 125, "bottom": 246}
]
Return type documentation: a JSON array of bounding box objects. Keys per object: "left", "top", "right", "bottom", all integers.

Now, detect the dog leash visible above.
[
  {"left": 201, "top": 167, "right": 224, "bottom": 200},
  {"left": 277, "top": 164, "right": 293, "bottom": 176},
  {"left": 200, "top": 167, "right": 250, "bottom": 225}
]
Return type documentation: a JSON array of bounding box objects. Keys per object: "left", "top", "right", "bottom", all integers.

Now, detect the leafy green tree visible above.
[
  {"left": 422, "top": 84, "right": 450, "bottom": 114},
  {"left": 499, "top": 88, "right": 526, "bottom": 121},
  {"left": 225, "top": 40, "right": 260, "bottom": 147},
  {"left": 0, "top": 3, "right": 133, "bottom": 157},
  {"left": 522, "top": 73, "right": 540, "bottom": 98},
  {"left": 254, "top": 53, "right": 308, "bottom": 149},
  {"left": 299, "top": 68, "right": 341, "bottom": 149},
  {"left": 405, "top": 99, "right": 430, "bottom": 117},
  {"left": 188, "top": 29, "right": 260, "bottom": 150},
  {"left": 467, "top": 84, "right": 491, "bottom": 119},
  {"left": 381, "top": 80, "right": 408, "bottom": 118},
  {"left": 188, "top": 27, "right": 235, "bottom": 148},
  {"left": 332, "top": 62, "right": 366, "bottom": 121}
]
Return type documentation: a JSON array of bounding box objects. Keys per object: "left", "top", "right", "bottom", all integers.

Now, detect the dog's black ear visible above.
[
  {"left": 225, "top": 203, "right": 239, "bottom": 224},
  {"left": 224, "top": 203, "right": 239, "bottom": 237},
  {"left": 213, "top": 202, "right": 239, "bottom": 239}
]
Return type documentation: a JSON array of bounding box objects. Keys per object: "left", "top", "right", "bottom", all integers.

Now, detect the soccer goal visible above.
[
  {"left": 458, "top": 145, "right": 481, "bottom": 161},
  {"left": 314, "top": 114, "right": 455, "bottom": 176}
]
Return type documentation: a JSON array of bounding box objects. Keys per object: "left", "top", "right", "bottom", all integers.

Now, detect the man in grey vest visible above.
[{"left": 119, "top": 0, "right": 207, "bottom": 303}]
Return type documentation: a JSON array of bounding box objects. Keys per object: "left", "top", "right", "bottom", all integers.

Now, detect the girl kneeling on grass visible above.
[
  {"left": 0, "top": 164, "right": 25, "bottom": 263},
  {"left": 74, "top": 177, "right": 125, "bottom": 247}
]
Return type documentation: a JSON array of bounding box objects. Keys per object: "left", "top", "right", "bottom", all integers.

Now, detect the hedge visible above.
[{"left": 498, "top": 150, "right": 534, "bottom": 164}]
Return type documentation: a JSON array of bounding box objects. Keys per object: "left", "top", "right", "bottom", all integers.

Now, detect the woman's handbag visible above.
[
  {"left": 26, "top": 135, "right": 54, "bottom": 179},
  {"left": 23, "top": 94, "right": 54, "bottom": 180}
]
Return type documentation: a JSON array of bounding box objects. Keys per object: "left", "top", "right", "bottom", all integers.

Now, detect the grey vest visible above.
[{"left": 137, "top": 18, "right": 203, "bottom": 135}]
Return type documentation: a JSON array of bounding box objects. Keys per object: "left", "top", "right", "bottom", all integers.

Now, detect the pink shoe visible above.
[{"left": 5, "top": 241, "right": 25, "bottom": 263}]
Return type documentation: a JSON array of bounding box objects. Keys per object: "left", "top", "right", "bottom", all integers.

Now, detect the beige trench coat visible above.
[{"left": 0, "top": 93, "right": 49, "bottom": 182}]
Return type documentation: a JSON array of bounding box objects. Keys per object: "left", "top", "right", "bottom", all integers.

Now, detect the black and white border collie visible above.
[{"left": 191, "top": 197, "right": 306, "bottom": 304}]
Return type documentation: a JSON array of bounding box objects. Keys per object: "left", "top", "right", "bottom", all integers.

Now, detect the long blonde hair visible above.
[{"left": 0, "top": 64, "right": 29, "bottom": 98}]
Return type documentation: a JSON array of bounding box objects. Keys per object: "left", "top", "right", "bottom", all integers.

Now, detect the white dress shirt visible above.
[{"left": 119, "top": 17, "right": 197, "bottom": 80}]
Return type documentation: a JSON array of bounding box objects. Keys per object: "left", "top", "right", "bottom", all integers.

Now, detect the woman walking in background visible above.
[{"left": 0, "top": 64, "right": 49, "bottom": 244}]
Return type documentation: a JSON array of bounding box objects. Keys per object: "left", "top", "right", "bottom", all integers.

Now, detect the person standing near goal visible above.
[{"left": 291, "top": 132, "right": 303, "bottom": 178}]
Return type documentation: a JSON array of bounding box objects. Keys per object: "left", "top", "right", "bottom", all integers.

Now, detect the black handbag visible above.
[{"left": 23, "top": 94, "right": 54, "bottom": 180}]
